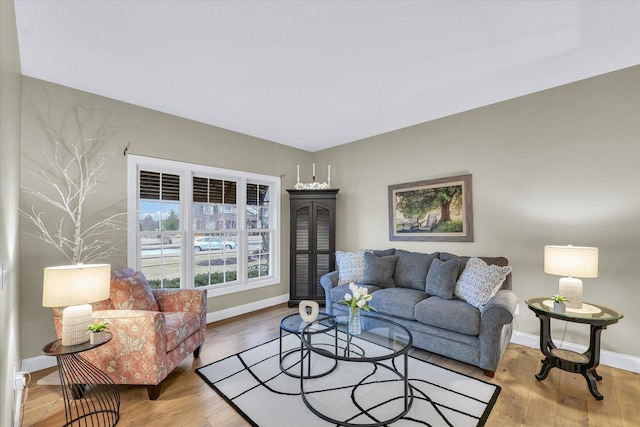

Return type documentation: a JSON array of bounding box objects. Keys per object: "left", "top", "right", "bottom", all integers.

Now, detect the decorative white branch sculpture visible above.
[{"left": 20, "top": 104, "right": 126, "bottom": 264}]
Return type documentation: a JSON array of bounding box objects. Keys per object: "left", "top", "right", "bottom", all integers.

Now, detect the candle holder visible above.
[
  {"left": 295, "top": 163, "right": 331, "bottom": 190},
  {"left": 294, "top": 181, "right": 330, "bottom": 190}
]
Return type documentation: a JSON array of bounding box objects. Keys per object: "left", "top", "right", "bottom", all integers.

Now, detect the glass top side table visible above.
[
  {"left": 525, "top": 297, "right": 624, "bottom": 400},
  {"left": 42, "top": 332, "right": 120, "bottom": 426}
]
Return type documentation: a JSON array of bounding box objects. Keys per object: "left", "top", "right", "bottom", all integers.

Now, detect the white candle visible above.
[
  {"left": 297, "top": 164, "right": 300, "bottom": 182},
  {"left": 328, "top": 165, "right": 331, "bottom": 187},
  {"left": 312, "top": 163, "right": 315, "bottom": 177}
]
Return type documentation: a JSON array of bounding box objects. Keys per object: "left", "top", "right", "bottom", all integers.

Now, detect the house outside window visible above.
[{"left": 127, "top": 155, "right": 280, "bottom": 296}]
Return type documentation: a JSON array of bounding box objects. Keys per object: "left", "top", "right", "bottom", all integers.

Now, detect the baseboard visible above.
[
  {"left": 22, "top": 294, "right": 291, "bottom": 373},
  {"left": 511, "top": 330, "right": 640, "bottom": 374}
]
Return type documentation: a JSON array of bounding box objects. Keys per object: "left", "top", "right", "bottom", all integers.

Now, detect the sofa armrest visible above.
[
  {"left": 478, "top": 289, "right": 518, "bottom": 373},
  {"left": 152, "top": 289, "right": 207, "bottom": 314},
  {"left": 320, "top": 271, "right": 340, "bottom": 314},
  {"left": 481, "top": 289, "right": 518, "bottom": 324}
]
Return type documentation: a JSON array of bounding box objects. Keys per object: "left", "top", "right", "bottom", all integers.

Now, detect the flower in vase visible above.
[{"left": 339, "top": 283, "right": 375, "bottom": 312}]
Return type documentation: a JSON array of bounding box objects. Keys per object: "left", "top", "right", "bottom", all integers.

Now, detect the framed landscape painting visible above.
[{"left": 388, "top": 174, "right": 473, "bottom": 242}]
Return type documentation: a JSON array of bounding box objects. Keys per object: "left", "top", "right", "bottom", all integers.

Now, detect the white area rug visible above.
[{"left": 197, "top": 332, "right": 500, "bottom": 426}]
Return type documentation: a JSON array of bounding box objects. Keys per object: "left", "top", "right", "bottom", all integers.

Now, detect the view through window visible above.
[{"left": 128, "top": 155, "right": 280, "bottom": 295}]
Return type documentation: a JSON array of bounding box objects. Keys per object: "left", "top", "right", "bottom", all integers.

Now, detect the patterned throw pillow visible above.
[
  {"left": 110, "top": 271, "right": 160, "bottom": 311},
  {"left": 454, "top": 257, "right": 512, "bottom": 311},
  {"left": 335, "top": 249, "right": 370, "bottom": 285}
]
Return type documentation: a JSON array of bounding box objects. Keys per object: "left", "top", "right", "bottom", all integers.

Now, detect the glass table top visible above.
[
  {"left": 526, "top": 297, "right": 624, "bottom": 325},
  {"left": 302, "top": 314, "right": 412, "bottom": 362}
]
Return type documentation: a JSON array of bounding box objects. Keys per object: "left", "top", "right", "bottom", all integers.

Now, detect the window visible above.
[{"left": 128, "top": 155, "right": 280, "bottom": 296}]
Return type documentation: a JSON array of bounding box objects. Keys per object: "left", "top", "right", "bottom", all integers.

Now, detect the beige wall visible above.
[
  {"left": 1, "top": 0, "right": 23, "bottom": 424},
  {"left": 315, "top": 66, "right": 640, "bottom": 358},
  {"left": 20, "top": 78, "right": 312, "bottom": 359},
  {"left": 17, "top": 63, "right": 640, "bottom": 363}
]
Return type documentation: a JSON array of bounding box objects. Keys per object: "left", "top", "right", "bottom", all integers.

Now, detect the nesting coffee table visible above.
[
  {"left": 279, "top": 312, "right": 338, "bottom": 379},
  {"left": 299, "top": 314, "right": 413, "bottom": 427}
]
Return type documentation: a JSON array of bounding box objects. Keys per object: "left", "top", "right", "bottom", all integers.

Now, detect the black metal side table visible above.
[
  {"left": 526, "top": 297, "right": 624, "bottom": 400},
  {"left": 42, "top": 332, "right": 120, "bottom": 426}
]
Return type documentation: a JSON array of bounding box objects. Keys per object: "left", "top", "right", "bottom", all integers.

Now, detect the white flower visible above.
[
  {"left": 348, "top": 282, "right": 359, "bottom": 294},
  {"left": 356, "top": 299, "right": 366, "bottom": 308},
  {"left": 344, "top": 293, "right": 352, "bottom": 301}
]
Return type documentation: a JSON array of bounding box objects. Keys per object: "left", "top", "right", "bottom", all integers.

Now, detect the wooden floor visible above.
[{"left": 21, "top": 304, "right": 640, "bottom": 427}]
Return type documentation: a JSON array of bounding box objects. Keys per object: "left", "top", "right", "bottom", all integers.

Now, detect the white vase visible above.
[
  {"left": 553, "top": 302, "right": 566, "bottom": 314},
  {"left": 89, "top": 330, "right": 105, "bottom": 345}
]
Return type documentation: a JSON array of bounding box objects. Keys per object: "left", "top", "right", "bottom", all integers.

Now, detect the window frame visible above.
[{"left": 127, "top": 154, "right": 281, "bottom": 297}]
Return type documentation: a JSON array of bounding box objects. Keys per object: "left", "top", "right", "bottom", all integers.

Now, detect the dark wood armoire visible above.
[{"left": 287, "top": 189, "right": 338, "bottom": 307}]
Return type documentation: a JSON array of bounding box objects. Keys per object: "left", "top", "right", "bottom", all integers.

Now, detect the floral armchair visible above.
[{"left": 53, "top": 269, "right": 207, "bottom": 400}]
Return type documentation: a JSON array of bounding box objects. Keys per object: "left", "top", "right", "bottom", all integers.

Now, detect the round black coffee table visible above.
[
  {"left": 279, "top": 312, "right": 338, "bottom": 379},
  {"left": 300, "top": 315, "right": 413, "bottom": 427}
]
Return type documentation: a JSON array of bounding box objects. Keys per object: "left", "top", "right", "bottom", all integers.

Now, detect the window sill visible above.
[{"left": 204, "top": 277, "right": 281, "bottom": 298}]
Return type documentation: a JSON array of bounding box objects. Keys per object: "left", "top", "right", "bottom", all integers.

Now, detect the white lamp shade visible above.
[
  {"left": 544, "top": 245, "right": 598, "bottom": 278},
  {"left": 42, "top": 264, "right": 111, "bottom": 307}
]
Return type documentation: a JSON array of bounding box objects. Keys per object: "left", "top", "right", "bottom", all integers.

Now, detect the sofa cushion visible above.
[
  {"left": 335, "top": 249, "right": 370, "bottom": 285},
  {"left": 164, "top": 311, "right": 201, "bottom": 352},
  {"left": 426, "top": 257, "right": 459, "bottom": 299},
  {"left": 414, "top": 297, "right": 481, "bottom": 336},
  {"left": 362, "top": 252, "right": 398, "bottom": 288},
  {"left": 454, "top": 257, "right": 512, "bottom": 311},
  {"left": 368, "top": 288, "right": 429, "bottom": 320},
  {"left": 393, "top": 250, "right": 440, "bottom": 290},
  {"left": 330, "top": 283, "right": 381, "bottom": 305},
  {"left": 110, "top": 271, "right": 159, "bottom": 311}
]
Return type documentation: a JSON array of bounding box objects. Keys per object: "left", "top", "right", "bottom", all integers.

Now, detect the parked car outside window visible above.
[{"left": 194, "top": 236, "right": 237, "bottom": 251}]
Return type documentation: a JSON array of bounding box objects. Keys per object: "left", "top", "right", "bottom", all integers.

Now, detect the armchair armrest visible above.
[
  {"left": 85, "top": 309, "right": 168, "bottom": 385},
  {"left": 152, "top": 289, "right": 207, "bottom": 314}
]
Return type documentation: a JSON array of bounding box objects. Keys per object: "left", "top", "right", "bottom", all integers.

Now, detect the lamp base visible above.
[
  {"left": 61, "top": 304, "right": 92, "bottom": 346},
  {"left": 559, "top": 277, "right": 583, "bottom": 309}
]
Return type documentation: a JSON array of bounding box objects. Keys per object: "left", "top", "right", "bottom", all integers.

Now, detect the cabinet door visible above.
[
  {"left": 293, "top": 203, "right": 312, "bottom": 299},
  {"left": 313, "top": 203, "right": 334, "bottom": 300}
]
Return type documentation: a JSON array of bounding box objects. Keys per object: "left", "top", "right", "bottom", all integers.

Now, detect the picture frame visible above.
[{"left": 388, "top": 174, "right": 473, "bottom": 242}]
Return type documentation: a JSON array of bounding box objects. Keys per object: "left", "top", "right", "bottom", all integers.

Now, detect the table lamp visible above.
[
  {"left": 544, "top": 245, "right": 598, "bottom": 309},
  {"left": 42, "top": 264, "right": 111, "bottom": 346}
]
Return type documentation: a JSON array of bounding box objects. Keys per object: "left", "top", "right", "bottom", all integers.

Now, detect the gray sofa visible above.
[{"left": 320, "top": 249, "right": 518, "bottom": 377}]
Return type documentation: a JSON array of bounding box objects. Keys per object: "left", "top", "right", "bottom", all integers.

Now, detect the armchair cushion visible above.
[
  {"left": 164, "top": 312, "right": 202, "bottom": 352},
  {"left": 110, "top": 271, "right": 159, "bottom": 311}
]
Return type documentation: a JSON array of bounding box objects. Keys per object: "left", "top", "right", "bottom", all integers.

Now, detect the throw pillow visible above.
[
  {"left": 393, "top": 250, "right": 440, "bottom": 290},
  {"left": 110, "top": 271, "right": 160, "bottom": 311},
  {"left": 425, "top": 257, "right": 459, "bottom": 299},
  {"left": 335, "top": 249, "right": 370, "bottom": 285},
  {"left": 372, "top": 248, "right": 396, "bottom": 257},
  {"left": 454, "top": 257, "right": 512, "bottom": 311},
  {"left": 362, "top": 252, "right": 398, "bottom": 288}
]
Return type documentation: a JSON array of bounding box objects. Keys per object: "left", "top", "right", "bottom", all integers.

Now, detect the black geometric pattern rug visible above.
[{"left": 197, "top": 332, "right": 500, "bottom": 426}]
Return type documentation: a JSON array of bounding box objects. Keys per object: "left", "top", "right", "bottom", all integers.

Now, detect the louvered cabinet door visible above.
[{"left": 287, "top": 189, "right": 338, "bottom": 306}]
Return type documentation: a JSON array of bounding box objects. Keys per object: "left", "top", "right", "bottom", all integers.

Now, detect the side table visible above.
[
  {"left": 525, "top": 298, "right": 623, "bottom": 400},
  {"left": 42, "top": 332, "right": 120, "bottom": 426}
]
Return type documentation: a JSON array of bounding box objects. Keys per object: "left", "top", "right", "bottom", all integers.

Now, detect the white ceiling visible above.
[{"left": 13, "top": 1, "right": 640, "bottom": 152}]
